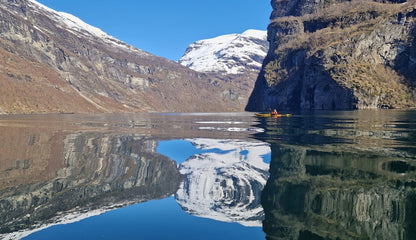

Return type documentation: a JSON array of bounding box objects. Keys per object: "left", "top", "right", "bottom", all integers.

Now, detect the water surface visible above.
[{"left": 0, "top": 110, "right": 415, "bottom": 240}]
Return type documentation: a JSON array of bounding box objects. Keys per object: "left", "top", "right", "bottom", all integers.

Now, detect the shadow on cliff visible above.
[
  {"left": 395, "top": 10, "right": 416, "bottom": 95},
  {"left": 245, "top": 52, "right": 356, "bottom": 112}
]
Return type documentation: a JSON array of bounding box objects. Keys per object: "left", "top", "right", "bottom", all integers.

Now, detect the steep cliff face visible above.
[
  {"left": 247, "top": 0, "right": 416, "bottom": 111},
  {"left": 0, "top": 0, "right": 247, "bottom": 114}
]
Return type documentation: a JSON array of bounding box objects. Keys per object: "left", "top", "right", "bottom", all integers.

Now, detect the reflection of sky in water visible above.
[
  {"left": 157, "top": 139, "right": 271, "bottom": 164},
  {"left": 157, "top": 140, "right": 201, "bottom": 164},
  {"left": 23, "top": 197, "right": 265, "bottom": 240},
  {"left": 261, "top": 152, "right": 271, "bottom": 164}
]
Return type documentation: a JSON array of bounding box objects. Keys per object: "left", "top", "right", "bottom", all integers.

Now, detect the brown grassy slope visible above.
[{"left": 0, "top": 41, "right": 105, "bottom": 114}]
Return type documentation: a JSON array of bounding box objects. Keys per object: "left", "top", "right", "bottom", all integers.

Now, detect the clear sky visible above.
[{"left": 36, "top": 0, "right": 271, "bottom": 61}]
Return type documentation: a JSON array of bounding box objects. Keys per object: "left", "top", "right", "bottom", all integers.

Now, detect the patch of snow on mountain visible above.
[
  {"left": 57, "top": 12, "right": 109, "bottom": 39},
  {"left": 179, "top": 30, "right": 268, "bottom": 75},
  {"left": 175, "top": 138, "right": 270, "bottom": 227},
  {"left": 27, "top": 0, "right": 148, "bottom": 56}
]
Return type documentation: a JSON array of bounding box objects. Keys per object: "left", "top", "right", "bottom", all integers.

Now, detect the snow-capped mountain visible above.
[
  {"left": 179, "top": 30, "right": 268, "bottom": 75},
  {"left": 175, "top": 138, "right": 270, "bottom": 227}
]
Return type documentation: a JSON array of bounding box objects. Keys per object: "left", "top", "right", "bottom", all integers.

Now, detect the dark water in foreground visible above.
[{"left": 0, "top": 110, "right": 415, "bottom": 240}]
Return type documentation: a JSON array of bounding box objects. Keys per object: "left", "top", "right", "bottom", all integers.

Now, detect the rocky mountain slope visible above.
[
  {"left": 247, "top": 0, "right": 416, "bottom": 111},
  {"left": 0, "top": 0, "right": 248, "bottom": 114},
  {"left": 179, "top": 30, "right": 268, "bottom": 105}
]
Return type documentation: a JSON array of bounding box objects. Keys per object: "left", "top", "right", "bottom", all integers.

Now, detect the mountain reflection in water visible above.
[
  {"left": 0, "top": 124, "right": 182, "bottom": 239},
  {"left": 0, "top": 111, "right": 415, "bottom": 240},
  {"left": 256, "top": 110, "right": 416, "bottom": 240},
  {"left": 0, "top": 113, "right": 264, "bottom": 239},
  {"left": 162, "top": 138, "right": 271, "bottom": 227}
]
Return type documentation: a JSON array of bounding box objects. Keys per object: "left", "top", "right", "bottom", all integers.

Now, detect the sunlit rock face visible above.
[
  {"left": 0, "top": 129, "right": 182, "bottom": 239},
  {"left": 262, "top": 143, "right": 416, "bottom": 240},
  {"left": 174, "top": 139, "right": 271, "bottom": 227},
  {"left": 247, "top": 0, "right": 416, "bottom": 111}
]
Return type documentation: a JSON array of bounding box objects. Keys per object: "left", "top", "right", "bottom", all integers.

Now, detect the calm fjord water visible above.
[{"left": 0, "top": 110, "right": 415, "bottom": 240}]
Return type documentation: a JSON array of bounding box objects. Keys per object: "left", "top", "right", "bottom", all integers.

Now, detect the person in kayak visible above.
[{"left": 271, "top": 109, "right": 278, "bottom": 116}]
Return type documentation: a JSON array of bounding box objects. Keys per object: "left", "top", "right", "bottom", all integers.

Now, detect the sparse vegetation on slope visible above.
[{"left": 247, "top": 0, "right": 416, "bottom": 111}]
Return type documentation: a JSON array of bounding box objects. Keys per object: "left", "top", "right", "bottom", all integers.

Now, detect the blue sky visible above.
[{"left": 36, "top": 0, "right": 271, "bottom": 61}]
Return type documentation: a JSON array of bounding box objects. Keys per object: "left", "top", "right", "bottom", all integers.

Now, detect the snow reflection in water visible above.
[{"left": 158, "top": 138, "right": 271, "bottom": 227}]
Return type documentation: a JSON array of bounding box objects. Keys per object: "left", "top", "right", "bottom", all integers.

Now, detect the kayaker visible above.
[{"left": 271, "top": 109, "right": 278, "bottom": 116}]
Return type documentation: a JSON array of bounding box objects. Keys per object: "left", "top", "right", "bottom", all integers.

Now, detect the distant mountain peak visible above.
[{"left": 179, "top": 29, "right": 268, "bottom": 75}]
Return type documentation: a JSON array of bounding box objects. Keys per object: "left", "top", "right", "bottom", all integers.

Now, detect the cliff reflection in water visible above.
[
  {"left": 0, "top": 115, "right": 183, "bottom": 239},
  {"left": 258, "top": 110, "right": 416, "bottom": 240}
]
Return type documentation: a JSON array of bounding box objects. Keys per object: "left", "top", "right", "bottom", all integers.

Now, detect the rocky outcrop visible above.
[
  {"left": 247, "top": 0, "right": 416, "bottom": 111},
  {"left": 0, "top": 0, "right": 248, "bottom": 114}
]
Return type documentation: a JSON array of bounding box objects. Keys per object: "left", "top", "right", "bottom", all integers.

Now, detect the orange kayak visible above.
[{"left": 255, "top": 113, "right": 292, "bottom": 117}]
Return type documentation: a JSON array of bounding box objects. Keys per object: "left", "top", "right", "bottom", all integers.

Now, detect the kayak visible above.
[{"left": 255, "top": 113, "right": 292, "bottom": 117}]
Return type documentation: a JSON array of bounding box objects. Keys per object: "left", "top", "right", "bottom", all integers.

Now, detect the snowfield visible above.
[{"left": 179, "top": 30, "right": 268, "bottom": 75}]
